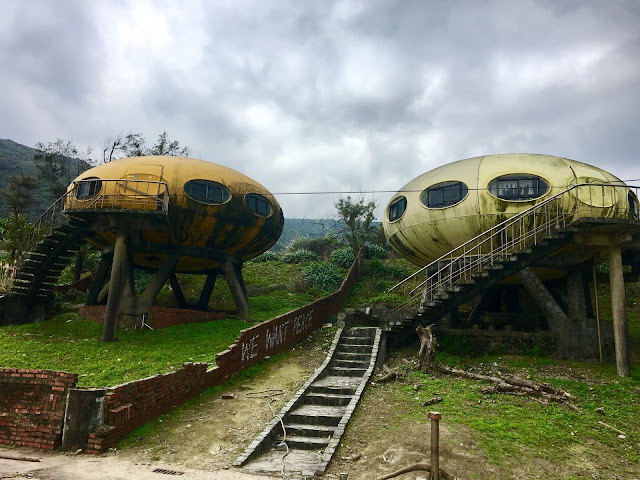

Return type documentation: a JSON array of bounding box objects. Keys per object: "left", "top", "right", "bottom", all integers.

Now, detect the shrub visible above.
[
  {"left": 252, "top": 251, "right": 279, "bottom": 262},
  {"left": 367, "top": 244, "right": 387, "bottom": 260},
  {"left": 281, "top": 249, "right": 319, "bottom": 264},
  {"left": 300, "top": 262, "right": 344, "bottom": 293},
  {"left": 306, "top": 236, "right": 343, "bottom": 259},
  {"left": 330, "top": 247, "right": 356, "bottom": 269}
]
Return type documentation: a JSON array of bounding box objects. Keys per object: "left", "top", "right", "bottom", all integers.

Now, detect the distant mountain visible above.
[
  {"left": 0, "top": 139, "right": 49, "bottom": 219},
  {"left": 0, "top": 139, "right": 89, "bottom": 220},
  {"left": 273, "top": 218, "right": 343, "bottom": 251}
]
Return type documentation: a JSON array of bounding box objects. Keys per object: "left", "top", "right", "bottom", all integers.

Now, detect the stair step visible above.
[
  {"left": 288, "top": 405, "right": 345, "bottom": 426},
  {"left": 337, "top": 345, "right": 372, "bottom": 354},
  {"left": 486, "top": 264, "right": 504, "bottom": 270},
  {"left": 304, "top": 392, "right": 352, "bottom": 406},
  {"left": 331, "top": 359, "right": 369, "bottom": 369},
  {"left": 471, "top": 271, "right": 489, "bottom": 278},
  {"left": 334, "top": 352, "right": 370, "bottom": 361},
  {"left": 329, "top": 367, "right": 367, "bottom": 377},
  {"left": 275, "top": 435, "right": 330, "bottom": 450},
  {"left": 340, "top": 337, "right": 372, "bottom": 346},
  {"left": 283, "top": 423, "right": 336, "bottom": 438}
]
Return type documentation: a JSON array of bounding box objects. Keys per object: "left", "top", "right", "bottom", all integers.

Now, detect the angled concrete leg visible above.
[
  {"left": 102, "top": 232, "right": 127, "bottom": 342},
  {"left": 197, "top": 271, "right": 218, "bottom": 311},
  {"left": 86, "top": 251, "right": 112, "bottom": 306},
  {"left": 223, "top": 259, "right": 249, "bottom": 320},
  {"left": 169, "top": 273, "right": 187, "bottom": 309},
  {"left": 608, "top": 244, "right": 630, "bottom": 377},
  {"left": 139, "top": 251, "right": 183, "bottom": 312}
]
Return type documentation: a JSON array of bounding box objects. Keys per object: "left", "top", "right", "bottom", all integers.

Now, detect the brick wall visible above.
[
  {"left": 0, "top": 369, "right": 77, "bottom": 449},
  {"left": 79, "top": 305, "right": 230, "bottom": 329},
  {"left": 83, "top": 253, "right": 362, "bottom": 453}
]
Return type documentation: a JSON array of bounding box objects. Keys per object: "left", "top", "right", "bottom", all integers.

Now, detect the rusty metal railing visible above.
[
  {"left": 388, "top": 183, "right": 639, "bottom": 311},
  {"left": 13, "top": 179, "right": 169, "bottom": 270}
]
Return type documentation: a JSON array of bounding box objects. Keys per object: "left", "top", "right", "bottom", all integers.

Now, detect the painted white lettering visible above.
[{"left": 241, "top": 335, "right": 259, "bottom": 362}]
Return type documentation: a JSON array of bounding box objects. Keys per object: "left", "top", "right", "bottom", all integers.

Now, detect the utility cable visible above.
[{"left": 245, "top": 389, "right": 291, "bottom": 480}]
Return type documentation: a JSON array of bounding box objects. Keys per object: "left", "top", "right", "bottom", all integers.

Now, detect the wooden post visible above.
[
  {"left": 102, "top": 232, "right": 127, "bottom": 342},
  {"left": 608, "top": 244, "right": 630, "bottom": 377},
  {"left": 428, "top": 411, "right": 441, "bottom": 480}
]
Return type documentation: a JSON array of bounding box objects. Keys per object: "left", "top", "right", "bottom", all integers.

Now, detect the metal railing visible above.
[
  {"left": 388, "top": 183, "right": 639, "bottom": 311},
  {"left": 14, "top": 179, "right": 170, "bottom": 270}
]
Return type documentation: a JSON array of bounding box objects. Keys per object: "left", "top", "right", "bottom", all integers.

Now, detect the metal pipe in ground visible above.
[{"left": 428, "top": 411, "right": 441, "bottom": 480}]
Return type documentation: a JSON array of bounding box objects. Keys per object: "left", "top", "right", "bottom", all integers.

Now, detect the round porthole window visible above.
[
  {"left": 184, "top": 180, "right": 231, "bottom": 205},
  {"left": 421, "top": 181, "right": 469, "bottom": 208},
  {"left": 388, "top": 196, "right": 407, "bottom": 222},
  {"left": 488, "top": 174, "right": 548, "bottom": 201},
  {"left": 75, "top": 177, "right": 102, "bottom": 200},
  {"left": 245, "top": 193, "right": 272, "bottom": 217}
]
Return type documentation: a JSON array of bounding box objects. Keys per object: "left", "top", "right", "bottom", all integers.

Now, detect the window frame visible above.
[
  {"left": 421, "top": 181, "right": 469, "bottom": 209},
  {"left": 388, "top": 196, "right": 407, "bottom": 222},
  {"left": 245, "top": 193, "right": 273, "bottom": 217},
  {"left": 629, "top": 191, "right": 639, "bottom": 219},
  {"left": 183, "top": 179, "right": 231, "bottom": 205},
  {"left": 488, "top": 174, "right": 549, "bottom": 201},
  {"left": 75, "top": 177, "right": 102, "bottom": 200}
]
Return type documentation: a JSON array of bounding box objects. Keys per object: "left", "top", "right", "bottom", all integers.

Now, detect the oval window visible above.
[
  {"left": 488, "top": 174, "right": 548, "bottom": 201},
  {"left": 75, "top": 177, "right": 102, "bottom": 200},
  {"left": 629, "top": 191, "right": 639, "bottom": 219},
  {"left": 421, "top": 181, "right": 469, "bottom": 208},
  {"left": 184, "top": 180, "right": 230, "bottom": 205},
  {"left": 245, "top": 193, "right": 272, "bottom": 217},
  {"left": 388, "top": 196, "right": 407, "bottom": 222}
]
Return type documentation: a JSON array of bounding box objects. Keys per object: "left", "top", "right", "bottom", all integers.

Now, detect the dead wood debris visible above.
[{"left": 422, "top": 396, "right": 443, "bottom": 407}]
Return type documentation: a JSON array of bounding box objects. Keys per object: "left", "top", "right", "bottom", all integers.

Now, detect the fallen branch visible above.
[
  {"left": 377, "top": 365, "right": 398, "bottom": 383},
  {"left": 598, "top": 421, "right": 626, "bottom": 437},
  {"left": 378, "top": 462, "right": 456, "bottom": 480},
  {"left": 0, "top": 453, "right": 40, "bottom": 462},
  {"left": 422, "top": 396, "right": 443, "bottom": 407}
]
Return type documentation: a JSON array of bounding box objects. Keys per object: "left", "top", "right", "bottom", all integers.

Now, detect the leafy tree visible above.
[
  {"left": 0, "top": 171, "right": 37, "bottom": 217},
  {"left": 33, "top": 139, "right": 91, "bottom": 198},
  {"left": 0, "top": 215, "right": 32, "bottom": 262},
  {"left": 99, "top": 131, "right": 189, "bottom": 163},
  {"left": 334, "top": 195, "right": 377, "bottom": 254}
]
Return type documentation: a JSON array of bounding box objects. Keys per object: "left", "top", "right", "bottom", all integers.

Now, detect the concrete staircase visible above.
[
  {"left": 10, "top": 217, "right": 89, "bottom": 299},
  {"left": 234, "top": 326, "right": 381, "bottom": 478}
]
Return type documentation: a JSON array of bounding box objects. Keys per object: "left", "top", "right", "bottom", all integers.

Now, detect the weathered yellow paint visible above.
[
  {"left": 66, "top": 156, "right": 283, "bottom": 272},
  {"left": 383, "top": 154, "right": 633, "bottom": 267}
]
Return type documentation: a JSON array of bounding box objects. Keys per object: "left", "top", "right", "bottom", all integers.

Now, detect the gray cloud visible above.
[{"left": 1, "top": 0, "right": 639, "bottom": 219}]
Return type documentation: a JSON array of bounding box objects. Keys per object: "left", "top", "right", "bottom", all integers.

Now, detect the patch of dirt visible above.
[{"left": 115, "top": 325, "right": 337, "bottom": 472}]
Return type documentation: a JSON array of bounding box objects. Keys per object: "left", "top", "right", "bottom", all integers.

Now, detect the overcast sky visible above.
[{"left": 1, "top": 0, "right": 639, "bottom": 219}]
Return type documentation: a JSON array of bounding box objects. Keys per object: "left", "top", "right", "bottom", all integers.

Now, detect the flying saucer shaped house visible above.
[
  {"left": 57, "top": 155, "right": 283, "bottom": 339},
  {"left": 383, "top": 154, "right": 640, "bottom": 368}
]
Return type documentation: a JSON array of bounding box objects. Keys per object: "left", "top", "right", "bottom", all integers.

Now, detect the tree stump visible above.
[{"left": 417, "top": 324, "right": 437, "bottom": 373}]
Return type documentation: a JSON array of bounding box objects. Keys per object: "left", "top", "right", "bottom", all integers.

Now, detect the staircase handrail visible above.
[{"left": 388, "top": 182, "right": 639, "bottom": 310}]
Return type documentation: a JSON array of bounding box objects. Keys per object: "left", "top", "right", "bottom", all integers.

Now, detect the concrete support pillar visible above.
[
  {"left": 102, "top": 232, "right": 127, "bottom": 342},
  {"left": 223, "top": 259, "right": 249, "bottom": 320},
  {"left": 608, "top": 244, "right": 630, "bottom": 377},
  {"left": 196, "top": 271, "right": 218, "bottom": 311},
  {"left": 86, "top": 250, "right": 112, "bottom": 306},
  {"left": 168, "top": 273, "right": 187, "bottom": 309},
  {"left": 567, "top": 268, "right": 587, "bottom": 323}
]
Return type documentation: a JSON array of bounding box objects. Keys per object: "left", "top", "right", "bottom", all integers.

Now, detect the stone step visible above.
[
  {"left": 283, "top": 423, "right": 336, "bottom": 438},
  {"left": 303, "top": 393, "right": 352, "bottom": 407},
  {"left": 311, "top": 375, "right": 361, "bottom": 391},
  {"left": 336, "top": 345, "right": 372, "bottom": 354},
  {"left": 328, "top": 367, "right": 367, "bottom": 377},
  {"left": 471, "top": 271, "right": 489, "bottom": 279},
  {"left": 308, "top": 385, "right": 356, "bottom": 396},
  {"left": 334, "top": 352, "right": 370, "bottom": 361},
  {"left": 340, "top": 336, "right": 373, "bottom": 346},
  {"left": 275, "top": 435, "right": 330, "bottom": 450},
  {"left": 287, "top": 405, "right": 345, "bottom": 426},
  {"left": 330, "top": 359, "right": 369, "bottom": 369}
]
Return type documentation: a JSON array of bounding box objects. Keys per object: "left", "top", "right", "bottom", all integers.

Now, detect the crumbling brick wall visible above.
[{"left": 0, "top": 369, "right": 77, "bottom": 449}]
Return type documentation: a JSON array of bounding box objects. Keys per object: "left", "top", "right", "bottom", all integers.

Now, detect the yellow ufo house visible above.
[
  {"left": 383, "top": 154, "right": 640, "bottom": 367},
  {"left": 60, "top": 155, "right": 283, "bottom": 339},
  {"left": 383, "top": 153, "right": 639, "bottom": 268}
]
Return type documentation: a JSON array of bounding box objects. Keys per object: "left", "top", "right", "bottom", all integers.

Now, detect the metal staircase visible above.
[
  {"left": 8, "top": 179, "right": 170, "bottom": 300},
  {"left": 387, "top": 183, "right": 640, "bottom": 332}
]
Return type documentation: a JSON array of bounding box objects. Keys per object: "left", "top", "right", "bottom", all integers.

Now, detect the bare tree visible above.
[{"left": 33, "top": 139, "right": 91, "bottom": 198}]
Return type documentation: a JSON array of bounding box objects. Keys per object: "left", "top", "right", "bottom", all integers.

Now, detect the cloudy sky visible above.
[{"left": 1, "top": 0, "right": 639, "bottom": 219}]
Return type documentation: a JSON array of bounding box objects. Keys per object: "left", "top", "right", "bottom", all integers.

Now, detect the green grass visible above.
[
  {"left": 0, "top": 313, "right": 247, "bottom": 387},
  {"left": 394, "top": 353, "right": 640, "bottom": 466}
]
